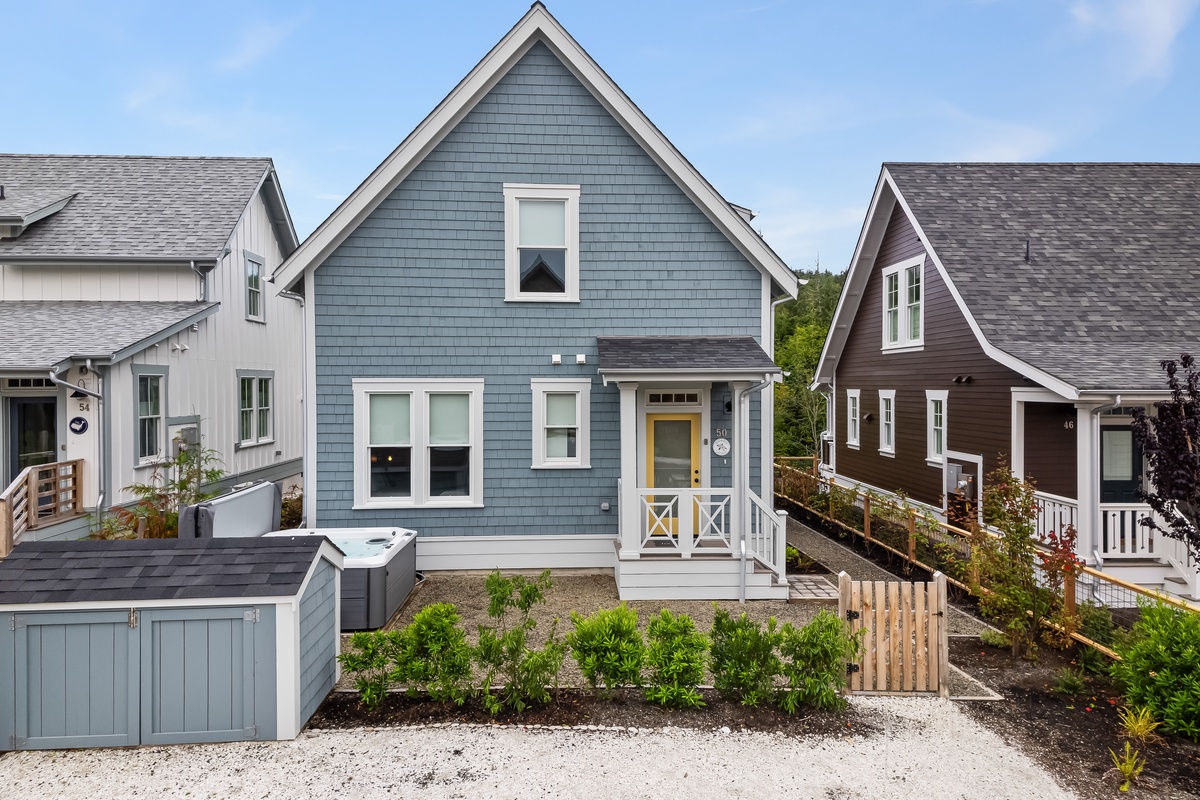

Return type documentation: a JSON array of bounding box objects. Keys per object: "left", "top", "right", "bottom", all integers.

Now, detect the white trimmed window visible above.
[
  {"left": 245, "top": 255, "right": 264, "bottom": 322},
  {"left": 879, "top": 390, "right": 896, "bottom": 456},
  {"left": 846, "top": 389, "right": 860, "bottom": 448},
  {"left": 237, "top": 372, "right": 274, "bottom": 446},
  {"left": 353, "top": 379, "right": 484, "bottom": 508},
  {"left": 504, "top": 184, "right": 580, "bottom": 302},
  {"left": 531, "top": 378, "right": 591, "bottom": 469},
  {"left": 926, "top": 390, "right": 947, "bottom": 464},
  {"left": 137, "top": 375, "right": 163, "bottom": 462},
  {"left": 882, "top": 255, "right": 924, "bottom": 350}
]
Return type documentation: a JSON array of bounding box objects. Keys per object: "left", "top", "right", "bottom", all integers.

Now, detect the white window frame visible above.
[
  {"left": 926, "top": 389, "right": 948, "bottom": 465},
  {"left": 245, "top": 252, "right": 265, "bottom": 323},
  {"left": 352, "top": 378, "right": 484, "bottom": 509},
  {"left": 530, "top": 378, "right": 591, "bottom": 469},
  {"left": 236, "top": 370, "right": 274, "bottom": 448},
  {"left": 503, "top": 183, "right": 580, "bottom": 303},
  {"left": 881, "top": 254, "right": 924, "bottom": 351},
  {"left": 845, "top": 389, "right": 860, "bottom": 449},
  {"left": 879, "top": 389, "right": 896, "bottom": 456}
]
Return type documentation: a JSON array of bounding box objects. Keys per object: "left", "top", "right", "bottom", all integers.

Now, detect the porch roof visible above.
[
  {"left": 0, "top": 300, "right": 218, "bottom": 369},
  {"left": 597, "top": 335, "right": 780, "bottom": 380}
]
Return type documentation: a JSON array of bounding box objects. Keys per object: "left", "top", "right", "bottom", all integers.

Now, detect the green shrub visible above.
[
  {"left": 644, "top": 610, "right": 707, "bottom": 709},
  {"left": 709, "top": 608, "right": 781, "bottom": 707},
  {"left": 1052, "top": 666, "right": 1086, "bottom": 696},
  {"left": 1076, "top": 602, "right": 1116, "bottom": 674},
  {"left": 338, "top": 629, "right": 402, "bottom": 710},
  {"left": 394, "top": 603, "right": 473, "bottom": 706},
  {"left": 978, "top": 629, "right": 1010, "bottom": 649},
  {"left": 777, "top": 610, "right": 862, "bottom": 713},
  {"left": 474, "top": 569, "right": 565, "bottom": 715},
  {"left": 1111, "top": 600, "right": 1200, "bottom": 741},
  {"left": 566, "top": 603, "right": 644, "bottom": 697}
]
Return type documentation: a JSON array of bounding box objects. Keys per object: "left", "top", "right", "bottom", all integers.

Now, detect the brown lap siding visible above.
[
  {"left": 1024, "top": 401, "right": 1077, "bottom": 498},
  {"left": 834, "top": 203, "right": 1023, "bottom": 508}
]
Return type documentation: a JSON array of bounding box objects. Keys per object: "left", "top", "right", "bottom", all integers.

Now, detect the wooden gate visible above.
[{"left": 838, "top": 572, "right": 949, "bottom": 697}]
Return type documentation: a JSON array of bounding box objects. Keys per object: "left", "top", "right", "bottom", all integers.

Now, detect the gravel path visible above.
[{"left": 0, "top": 697, "right": 1072, "bottom": 800}]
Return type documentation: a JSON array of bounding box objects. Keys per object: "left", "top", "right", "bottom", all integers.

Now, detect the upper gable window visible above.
[
  {"left": 882, "top": 255, "right": 924, "bottom": 350},
  {"left": 504, "top": 184, "right": 580, "bottom": 303},
  {"left": 245, "top": 252, "right": 265, "bottom": 323}
]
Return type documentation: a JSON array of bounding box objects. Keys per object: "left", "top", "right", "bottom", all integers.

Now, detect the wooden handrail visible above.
[{"left": 0, "top": 459, "right": 84, "bottom": 558}]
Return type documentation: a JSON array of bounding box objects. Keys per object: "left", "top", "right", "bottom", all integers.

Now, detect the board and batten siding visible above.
[
  {"left": 834, "top": 203, "right": 1023, "bottom": 508},
  {"left": 0, "top": 263, "right": 197, "bottom": 301},
  {"left": 105, "top": 188, "right": 303, "bottom": 506},
  {"left": 312, "top": 42, "right": 764, "bottom": 534},
  {"left": 298, "top": 559, "right": 337, "bottom": 723}
]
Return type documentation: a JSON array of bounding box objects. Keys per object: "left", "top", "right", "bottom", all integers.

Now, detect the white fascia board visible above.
[
  {"left": 107, "top": 302, "right": 221, "bottom": 364},
  {"left": 598, "top": 369, "right": 776, "bottom": 386},
  {"left": 271, "top": 4, "right": 798, "bottom": 298},
  {"left": 261, "top": 166, "right": 300, "bottom": 256}
]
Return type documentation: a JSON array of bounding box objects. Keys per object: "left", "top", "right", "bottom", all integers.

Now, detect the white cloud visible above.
[
  {"left": 122, "top": 73, "right": 181, "bottom": 111},
  {"left": 718, "top": 93, "right": 856, "bottom": 143},
  {"left": 216, "top": 12, "right": 308, "bottom": 72},
  {"left": 750, "top": 189, "right": 866, "bottom": 270},
  {"left": 938, "top": 106, "right": 1061, "bottom": 161},
  {"left": 1071, "top": 0, "right": 1199, "bottom": 80}
]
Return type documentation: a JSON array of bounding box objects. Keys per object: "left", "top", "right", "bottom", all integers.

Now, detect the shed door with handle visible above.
[
  {"left": 10, "top": 611, "right": 140, "bottom": 750},
  {"left": 139, "top": 607, "right": 257, "bottom": 745}
]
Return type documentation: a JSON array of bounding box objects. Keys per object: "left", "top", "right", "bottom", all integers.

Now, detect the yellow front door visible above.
[{"left": 646, "top": 413, "right": 701, "bottom": 536}]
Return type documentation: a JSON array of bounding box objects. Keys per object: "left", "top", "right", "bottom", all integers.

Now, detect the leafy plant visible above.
[
  {"left": 644, "top": 610, "right": 707, "bottom": 709},
  {"left": 1118, "top": 706, "right": 1164, "bottom": 745},
  {"left": 777, "top": 610, "right": 863, "bottom": 713},
  {"left": 978, "top": 629, "right": 1010, "bottom": 650},
  {"left": 1076, "top": 602, "right": 1116, "bottom": 674},
  {"left": 279, "top": 485, "right": 303, "bottom": 529},
  {"left": 394, "top": 603, "right": 473, "bottom": 706},
  {"left": 1110, "top": 600, "right": 1200, "bottom": 741},
  {"left": 1108, "top": 741, "right": 1146, "bottom": 793},
  {"left": 709, "top": 608, "right": 782, "bottom": 708},
  {"left": 1051, "top": 666, "right": 1086, "bottom": 696},
  {"left": 338, "top": 629, "right": 402, "bottom": 710},
  {"left": 474, "top": 570, "right": 565, "bottom": 715},
  {"left": 566, "top": 603, "right": 644, "bottom": 698}
]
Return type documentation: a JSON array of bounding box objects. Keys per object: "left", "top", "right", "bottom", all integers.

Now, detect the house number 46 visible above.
[{"left": 1063, "top": 420, "right": 1075, "bottom": 429}]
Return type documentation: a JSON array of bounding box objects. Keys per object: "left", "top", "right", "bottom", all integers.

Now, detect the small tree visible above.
[{"left": 1131, "top": 354, "right": 1200, "bottom": 562}]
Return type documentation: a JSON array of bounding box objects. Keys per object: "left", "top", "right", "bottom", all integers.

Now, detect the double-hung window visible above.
[
  {"left": 882, "top": 255, "right": 924, "bottom": 350},
  {"left": 926, "top": 390, "right": 947, "bottom": 464},
  {"left": 879, "top": 390, "right": 896, "bottom": 456},
  {"left": 137, "top": 374, "right": 163, "bottom": 463},
  {"left": 245, "top": 253, "right": 265, "bottom": 322},
  {"left": 237, "top": 371, "right": 274, "bottom": 446},
  {"left": 353, "top": 379, "right": 484, "bottom": 507},
  {"left": 531, "top": 378, "right": 591, "bottom": 468},
  {"left": 845, "top": 389, "right": 860, "bottom": 448},
  {"left": 504, "top": 184, "right": 580, "bottom": 302}
]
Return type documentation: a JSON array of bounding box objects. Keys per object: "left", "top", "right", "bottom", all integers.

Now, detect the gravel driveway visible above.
[{"left": 0, "top": 697, "right": 1072, "bottom": 799}]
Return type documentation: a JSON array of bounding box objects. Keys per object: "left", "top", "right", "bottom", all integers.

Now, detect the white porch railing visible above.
[
  {"left": 635, "top": 488, "right": 734, "bottom": 556},
  {"left": 1033, "top": 491, "right": 1078, "bottom": 542},
  {"left": 748, "top": 490, "right": 787, "bottom": 579}
]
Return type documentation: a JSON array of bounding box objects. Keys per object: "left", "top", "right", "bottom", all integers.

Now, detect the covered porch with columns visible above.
[{"left": 597, "top": 336, "right": 788, "bottom": 601}]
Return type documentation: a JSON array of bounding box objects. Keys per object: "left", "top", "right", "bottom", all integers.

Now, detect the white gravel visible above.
[{"left": 0, "top": 697, "right": 1072, "bottom": 800}]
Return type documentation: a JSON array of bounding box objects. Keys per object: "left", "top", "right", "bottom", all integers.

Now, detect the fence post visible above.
[
  {"left": 838, "top": 571, "right": 852, "bottom": 696},
  {"left": 935, "top": 571, "right": 950, "bottom": 699},
  {"left": 0, "top": 497, "right": 11, "bottom": 559},
  {"left": 863, "top": 496, "right": 872, "bottom": 543},
  {"left": 907, "top": 510, "right": 917, "bottom": 563},
  {"left": 828, "top": 483, "right": 835, "bottom": 522},
  {"left": 1063, "top": 565, "right": 1077, "bottom": 619}
]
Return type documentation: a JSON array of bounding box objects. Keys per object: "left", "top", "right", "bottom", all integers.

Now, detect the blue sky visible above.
[{"left": 5, "top": 0, "right": 1199, "bottom": 273}]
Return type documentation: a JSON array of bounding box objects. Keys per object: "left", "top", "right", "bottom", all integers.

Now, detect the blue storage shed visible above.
[{"left": 0, "top": 537, "right": 342, "bottom": 750}]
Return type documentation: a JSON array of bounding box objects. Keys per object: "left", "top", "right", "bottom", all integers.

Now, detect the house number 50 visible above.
[{"left": 715, "top": 428, "right": 729, "bottom": 437}]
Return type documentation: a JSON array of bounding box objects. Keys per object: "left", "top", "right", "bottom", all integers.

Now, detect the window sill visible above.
[
  {"left": 245, "top": 316, "right": 266, "bottom": 325},
  {"left": 531, "top": 463, "right": 592, "bottom": 470},
  {"left": 235, "top": 439, "right": 275, "bottom": 452},
  {"left": 880, "top": 344, "right": 924, "bottom": 354},
  {"left": 878, "top": 450, "right": 895, "bottom": 458},
  {"left": 846, "top": 443, "right": 859, "bottom": 450},
  {"left": 353, "top": 500, "right": 485, "bottom": 510},
  {"left": 926, "top": 458, "right": 944, "bottom": 468},
  {"left": 504, "top": 296, "right": 580, "bottom": 304},
  {"left": 134, "top": 459, "right": 168, "bottom": 471}
]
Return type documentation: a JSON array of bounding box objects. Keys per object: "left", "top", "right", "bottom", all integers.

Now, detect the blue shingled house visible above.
[{"left": 272, "top": 4, "right": 801, "bottom": 600}]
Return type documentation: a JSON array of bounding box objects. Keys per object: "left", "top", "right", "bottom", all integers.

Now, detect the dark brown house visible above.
[{"left": 813, "top": 163, "right": 1200, "bottom": 599}]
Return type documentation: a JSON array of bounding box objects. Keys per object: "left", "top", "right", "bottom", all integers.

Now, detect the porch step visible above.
[{"left": 786, "top": 575, "right": 838, "bottom": 604}]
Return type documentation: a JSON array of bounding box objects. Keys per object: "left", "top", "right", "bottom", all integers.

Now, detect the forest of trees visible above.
[{"left": 773, "top": 268, "right": 846, "bottom": 457}]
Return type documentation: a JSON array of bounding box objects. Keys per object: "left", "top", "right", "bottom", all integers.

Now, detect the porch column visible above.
[
  {"left": 731, "top": 381, "right": 751, "bottom": 560},
  {"left": 618, "top": 381, "right": 639, "bottom": 559},
  {"left": 1010, "top": 398, "right": 1025, "bottom": 482},
  {"left": 1075, "top": 403, "right": 1099, "bottom": 563}
]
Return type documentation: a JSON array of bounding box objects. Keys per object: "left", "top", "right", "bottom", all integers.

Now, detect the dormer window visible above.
[
  {"left": 504, "top": 184, "right": 580, "bottom": 302},
  {"left": 882, "top": 255, "right": 924, "bottom": 350}
]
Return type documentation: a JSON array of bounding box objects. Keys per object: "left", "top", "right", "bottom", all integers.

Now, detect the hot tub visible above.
[{"left": 266, "top": 527, "right": 417, "bottom": 631}]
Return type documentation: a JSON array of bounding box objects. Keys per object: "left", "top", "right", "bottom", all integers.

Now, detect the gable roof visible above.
[
  {"left": 271, "top": 3, "right": 798, "bottom": 299},
  {"left": 0, "top": 154, "right": 298, "bottom": 265},
  {"left": 0, "top": 538, "right": 329, "bottom": 605},
  {"left": 815, "top": 163, "right": 1200, "bottom": 398},
  {"left": 0, "top": 301, "right": 219, "bottom": 370},
  {"left": 598, "top": 335, "right": 780, "bottom": 376}
]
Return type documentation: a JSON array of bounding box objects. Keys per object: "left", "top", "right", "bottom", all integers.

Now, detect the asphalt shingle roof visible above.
[
  {"left": 0, "top": 300, "right": 217, "bottom": 368},
  {"left": 0, "top": 154, "right": 272, "bottom": 260},
  {"left": 0, "top": 538, "right": 326, "bottom": 605},
  {"left": 886, "top": 163, "right": 1200, "bottom": 391},
  {"left": 597, "top": 336, "right": 779, "bottom": 373}
]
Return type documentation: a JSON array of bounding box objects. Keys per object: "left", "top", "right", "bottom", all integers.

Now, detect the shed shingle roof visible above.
[
  {"left": 0, "top": 300, "right": 218, "bottom": 368},
  {"left": 597, "top": 336, "right": 779, "bottom": 373},
  {"left": 0, "top": 154, "right": 273, "bottom": 260},
  {"left": 886, "top": 162, "right": 1200, "bottom": 391},
  {"left": 0, "top": 538, "right": 327, "bottom": 605}
]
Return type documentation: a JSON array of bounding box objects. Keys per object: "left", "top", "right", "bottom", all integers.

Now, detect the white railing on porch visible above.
[
  {"left": 748, "top": 491, "right": 787, "bottom": 579},
  {"left": 1033, "top": 490, "right": 1192, "bottom": 563},
  {"left": 635, "top": 488, "right": 735, "bottom": 556},
  {"left": 1034, "top": 491, "right": 1078, "bottom": 542}
]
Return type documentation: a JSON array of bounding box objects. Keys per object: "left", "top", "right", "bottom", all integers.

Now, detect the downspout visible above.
[
  {"left": 735, "top": 375, "right": 776, "bottom": 603},
  {"left": 278, "top": 288, "right": 307, "bottom": 526},
  {"left": 48, "top": 361, "right": 105, "bottom": 522}
]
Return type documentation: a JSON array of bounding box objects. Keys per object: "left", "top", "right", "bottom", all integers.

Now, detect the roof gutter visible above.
[{"left": 0, "top": 255, "right": 219, "bottom": 268}]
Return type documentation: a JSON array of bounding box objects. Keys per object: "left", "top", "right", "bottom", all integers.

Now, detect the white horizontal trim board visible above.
[
  {"left": 614, "top": 554, "right": 787, "bottom": 600},
  {"left": 415, "top": 534, "right": 616, "bottom": 572},
  {"left": 0, "top": 596, "right": 292, "bottom": 614}
]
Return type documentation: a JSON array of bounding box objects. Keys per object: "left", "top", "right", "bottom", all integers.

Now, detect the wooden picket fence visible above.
[{"left": 838, "top": 571, "right": 949, "bottom": 697}]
